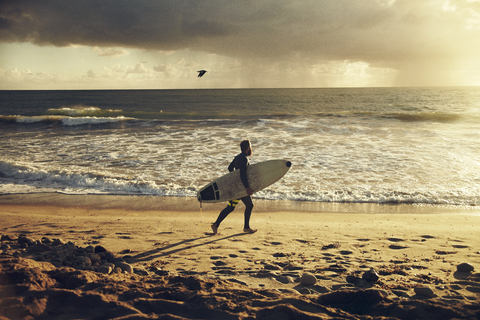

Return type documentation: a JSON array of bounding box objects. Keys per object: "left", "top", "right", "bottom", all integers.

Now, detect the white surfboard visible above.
[{"left": 197, "top": 159, "right": 292, "bottom": 203}]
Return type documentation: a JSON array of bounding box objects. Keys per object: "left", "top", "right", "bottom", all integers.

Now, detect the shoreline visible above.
[
  {"left": 1, "top": 192, "right": 478, "bottom": 214},
  {"left": 1, "top": 193, "right": 480, "bottom": 319}
]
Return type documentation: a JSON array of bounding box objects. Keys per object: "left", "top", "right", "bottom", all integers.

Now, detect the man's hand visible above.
[{"left": 246, "top": 187, "right": 254, "bottom": 196}]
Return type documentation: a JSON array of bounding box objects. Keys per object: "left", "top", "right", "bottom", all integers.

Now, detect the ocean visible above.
[{"left": 1, "top": 87, "right": 479, "bottom": 206}]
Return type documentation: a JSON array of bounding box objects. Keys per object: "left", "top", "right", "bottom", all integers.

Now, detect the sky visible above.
[{"left": 1, "top": 0, "right": 480, "bottom": 90}]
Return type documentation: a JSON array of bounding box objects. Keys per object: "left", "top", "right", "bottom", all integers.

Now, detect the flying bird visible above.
[{"left": 197, "top": 70, "right": 207, "bottom": 78}]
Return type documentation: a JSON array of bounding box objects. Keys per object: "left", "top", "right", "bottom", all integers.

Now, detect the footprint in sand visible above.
[
  {"left": 450, "top": 240, "right": 468, "bottom": 249},
  {"left": 387, "top": 237, "right": 405, "bottom": 242},
  {"left": 389, "top": 244, "right": 409, "bottom": 250},
  {"left": 272, "top": 252, "right": 288, "bottom": 258},
  {"left": 387, "top": 238, "right": 408, "bottom": 249},
  {"left": 322, "top": 242, "right": 340, "bottom": 250},
  {"left": 435, "top": 249, "right": 457, "bottom": 255},
  {"left": 420, "top": 235, "right": 436, "bottom": 239}
]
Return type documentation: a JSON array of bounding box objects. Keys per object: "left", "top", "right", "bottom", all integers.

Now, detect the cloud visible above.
[
  {"left": 125, "top": 62, "right": 149, "bottom": 74},
  {"left": 153, "top": 64, "right": 171, "bottom": 73},
  {"left": 93, "top": 46, "right": 129, "bottom": 58},
  {"left": 1, "top": 0, "right": 480, "bottom": 86},
  {"left": 0, "top": 67, "right": 69, "bottom": 88}
]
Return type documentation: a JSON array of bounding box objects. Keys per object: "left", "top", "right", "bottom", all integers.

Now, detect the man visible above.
[{"left": 211, "top": 140, "right": 257, "bottom": 235}]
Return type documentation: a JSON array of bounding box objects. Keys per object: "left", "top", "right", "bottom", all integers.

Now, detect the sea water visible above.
[{"left": 1, "top": 87, "right": 479, "bottom": 206}]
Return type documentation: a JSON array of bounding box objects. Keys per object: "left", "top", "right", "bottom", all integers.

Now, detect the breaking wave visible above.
[{"left": 0, "top": 115, "right": 133, "bottom": 126}]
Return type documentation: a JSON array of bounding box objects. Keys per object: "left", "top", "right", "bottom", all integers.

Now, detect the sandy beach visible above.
[{"left": 1, "top": 194, "right": 480, "bottom": 319}]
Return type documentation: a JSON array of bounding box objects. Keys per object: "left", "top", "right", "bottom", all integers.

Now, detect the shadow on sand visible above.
[{"left": 130, "top": 232, "right": 249, "bottom": 263}]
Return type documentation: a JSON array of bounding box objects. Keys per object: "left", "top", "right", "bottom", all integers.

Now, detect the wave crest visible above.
[
  {"left": 48, "top": 105, "right": 123, "bottom": 117},
  {"left": 0, "top": 115, "right": 133, "bottom": 126}
]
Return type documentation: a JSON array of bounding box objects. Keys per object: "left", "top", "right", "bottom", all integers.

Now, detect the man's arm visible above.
[
  {"left": 228, "top": 159, "right": 235, "bottom": 172},
  {"left": 239, "top": 166, "right": 249, "bottom": 188},
  {"left": 235, "top": 155, "right": 249, "bottom": 188},
  {"left": 237, "top": 155, "right": 254, "bottom": 195},
  {"left": 241, "top": 166, "right": 254, "bottom": 196}
]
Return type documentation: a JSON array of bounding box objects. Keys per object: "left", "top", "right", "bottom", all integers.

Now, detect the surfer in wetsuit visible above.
[{"left": 211, "top": 140, "right": 257, "bottom": 235}]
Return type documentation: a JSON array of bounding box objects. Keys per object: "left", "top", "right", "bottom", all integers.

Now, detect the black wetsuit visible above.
[
  {"left": 228, "top": 152, "right": 250, "bottom": 187},
  {"left": 214, "top": 152, "right": 254, "bottom": 229}
]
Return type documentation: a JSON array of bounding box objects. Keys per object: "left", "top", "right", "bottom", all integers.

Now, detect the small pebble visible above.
[
  {"left": 95, "top": 245, "right": 107, "bottom": 253},
  {"left": 98, "top": 265, "right": 113, "bottom": 274},
  {"left": 134, "top": 268, "right": 149, "bottom": 276},
  {"left": 88, "top": 253, "right": 101, "bottom": 263},
  {"left": 77, "top": 256, "right": 92, "bottom": 266},
  {"left": 1, "top": 234, "right": 17, "bottom": 241},
  {"left": 85, "top": 246, "right": 95, "bottom": 253},
  {"left": 362, "top": 268, "right": 380, "bottom": 282},
  {"left": 41, "top": 237, "right": 52, "bottom": 244},
  {"left": 414, "top": 286, "right": 435, "bottom": 298},
  {"left": 30, "top": 243, "right": 52, "bottom": 253},
  {"left": 300, "top": 273, "right": 317, "bottom": 286},
  {"left": 52, "top": 239, "right": 66, "bottom": 246},
  {"left": 18, "top": 236, "right": 35, "bottom": 246},
  {"left": 116, "top": 262, "right": 134, "bottom": 274}
]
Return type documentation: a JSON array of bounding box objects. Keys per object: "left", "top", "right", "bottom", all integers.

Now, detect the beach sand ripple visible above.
[
  {"left": 1, "top": 254, "right": 479, "bottom": 320},
  {"left": 1, "top": 196, "right": 480, "bottom": 319}
]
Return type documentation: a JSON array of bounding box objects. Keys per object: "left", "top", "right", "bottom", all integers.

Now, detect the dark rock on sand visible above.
[
  {"left": 300, "top": 273, "right": 317, "bottom": 286},
  {"left": 1, "top": 234, "right": 18, "bottom": 241},
  {"left": 95, "top": 245, "right": 107, "bottom": 253},
  {"left": 414, "top": 286, "right": 436, "bottom": 298},
  {"left": 457, "top": 262, "right": 474, "bottom": 273},
  {"left": 28, "top": 243, "right": 52, "bottom": 253},
  {"left": 98, "top": 265, "right": 113, "bottom": 274},
  {"left": 116, "top": 262, "right": 134, "bottom": 274},
  {"left": 346, "top": 275, "right": 369, "bottom": 287},
  {"left": 52, "top": 238, "right": 66, "bottom": 246},
  {"left": 362, "top": 268, "right": 380, "bottom": 282},
  {"left": 18, "top": 236, "right": 35, "bottom": 246}
]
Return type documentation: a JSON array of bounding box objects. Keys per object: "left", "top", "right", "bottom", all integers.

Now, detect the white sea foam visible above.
[
  {"left": 48, "top": 106, "right": 122, "bottom": 116},
  {"left": 1, "top": 113, "right": 479, "bottom": 205},
  {"left": 61, "top": 116, "right": 129, "bottom": 126},
  {"left": 7, "top": 114, "right": 132, "bottom": 126},
  {"left": 15, "top": 115, "right": 65, "bottom": 123}
]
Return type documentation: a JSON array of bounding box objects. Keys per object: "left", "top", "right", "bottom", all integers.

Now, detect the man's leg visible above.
[
  {"left": 212, "top": 199, "right": 239, "bottom": 234},
  {"left": 240, "top": 196, "right": 256, "bottom": 232}
]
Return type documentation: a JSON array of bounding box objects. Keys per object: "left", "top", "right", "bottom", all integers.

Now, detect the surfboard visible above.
[{"left": 197, "top": 159, "right": 292, "bottom": 203}]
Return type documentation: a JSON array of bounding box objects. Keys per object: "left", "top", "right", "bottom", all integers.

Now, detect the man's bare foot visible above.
[
  {"left": 243, "top": 228, "right": 257, "bottom": 234},
  {"left": 211, "top": 223, "right": 218, "bottom": 235}
]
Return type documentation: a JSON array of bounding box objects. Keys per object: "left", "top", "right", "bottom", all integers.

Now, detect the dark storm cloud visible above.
[
  {"left": 0, "top": 0, "right": 235, "bottom": 48},
  {"left": 1, "top": 0, "right": 480, "bottom": 68}
]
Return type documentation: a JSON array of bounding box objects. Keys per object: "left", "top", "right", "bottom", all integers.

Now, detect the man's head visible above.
[{"left": 240, "top": 140, "right": 252, "bottom": 156}]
